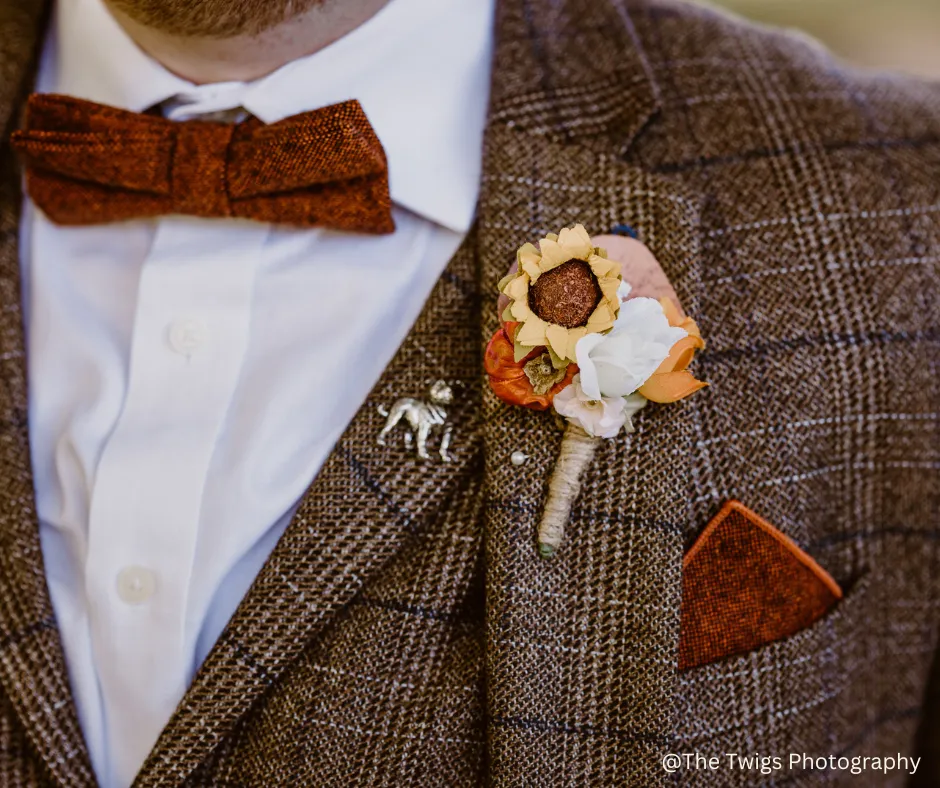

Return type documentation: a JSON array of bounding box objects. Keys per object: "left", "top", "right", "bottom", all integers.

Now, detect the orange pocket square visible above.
[{"left": 678, "top": 500, "right": 842, "bottom": 671}]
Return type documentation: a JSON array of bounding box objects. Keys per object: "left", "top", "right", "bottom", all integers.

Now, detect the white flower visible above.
[
  {"left": 574, "top": 297, "right": 688, "bottom": 400},
  {"left": 617, "top": 279, "right": 632, "bottom": 302},
  {"left": 554, "top": 376, "right": 625, "bottom": 438},
  {"left": 621, "top": 392, "right": 649, "bottom": 432},
  {"left": 553, "top": 375, "right": 649, "bottom": 438}
]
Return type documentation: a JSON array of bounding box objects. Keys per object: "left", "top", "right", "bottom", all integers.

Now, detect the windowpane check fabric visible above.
[
  {"left": 0, "top": 0, "right": 938, "bottom": 787},
  {"left": 12, "top": 93, "right": 395, "bottom": 232},
  {"left": 13, "top": 1, "right": 493, "bottom": 785}
]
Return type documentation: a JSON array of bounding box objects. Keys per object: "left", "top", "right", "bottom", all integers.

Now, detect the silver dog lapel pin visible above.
[{"left": 377, "top": 380, "right": 454, "bottom": 462}]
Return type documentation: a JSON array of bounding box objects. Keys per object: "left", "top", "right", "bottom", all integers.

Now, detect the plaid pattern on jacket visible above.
[{"left": 0, "top": 0, "right": 938, "bottom": 786}]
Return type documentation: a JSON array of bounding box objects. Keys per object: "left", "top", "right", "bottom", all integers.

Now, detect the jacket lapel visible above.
[
  {"left": 134, "top": 239, "right": 486, "bottom": 783},
  {"left": 0, "top": 1, "right": 98, "bottom": 787},
  {"left": 479, "top": 1, "right": 703, "bottom": 785}
]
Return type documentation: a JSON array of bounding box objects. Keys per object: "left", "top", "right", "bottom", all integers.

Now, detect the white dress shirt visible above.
[{"left": 19, "top": 0, "right": 494, "bottom": 785}]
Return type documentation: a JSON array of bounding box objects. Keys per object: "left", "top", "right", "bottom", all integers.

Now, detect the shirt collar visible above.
[{"left": 39, "top": 0, "right": 496, "bottom": 233}]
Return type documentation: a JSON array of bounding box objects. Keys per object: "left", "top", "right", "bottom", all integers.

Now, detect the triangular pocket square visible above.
[{"left": 678, "top": 499, "right": 842, "bottom": 671}]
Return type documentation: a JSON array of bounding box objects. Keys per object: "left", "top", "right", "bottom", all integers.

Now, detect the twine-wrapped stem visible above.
[{"left": 537, "top": 423, "right": 601, "bottom": 557}]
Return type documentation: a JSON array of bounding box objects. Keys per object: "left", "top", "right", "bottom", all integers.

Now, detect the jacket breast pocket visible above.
[{"left": 673, "top": 572, "right": 874, "bottom": 785}]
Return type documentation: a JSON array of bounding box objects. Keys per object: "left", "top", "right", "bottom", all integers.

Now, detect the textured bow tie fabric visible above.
[{"left": 11, "top": 93, "right": 395, "bottom": 233}]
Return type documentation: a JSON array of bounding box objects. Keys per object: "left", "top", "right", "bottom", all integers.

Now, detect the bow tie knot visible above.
[
  {"left": 11, "top": 93, "right": 395, "bottom": 233},
  {"left": 175, "top": 121, "right": 235, "bottom": 218}
]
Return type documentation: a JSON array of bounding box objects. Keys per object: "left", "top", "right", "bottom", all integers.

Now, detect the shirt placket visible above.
[{"left": 82, "top": 218, "right": 265, "bottom": 787}]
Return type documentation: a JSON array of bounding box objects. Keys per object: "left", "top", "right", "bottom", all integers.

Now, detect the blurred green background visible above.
[{"left": 703, "top": 0, "right": 940, "bottom": 79}]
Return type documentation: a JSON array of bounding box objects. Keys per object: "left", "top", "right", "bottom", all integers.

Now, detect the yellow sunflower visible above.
[{"left": 498, "top": 224, "right": 622, "bottom": 365}]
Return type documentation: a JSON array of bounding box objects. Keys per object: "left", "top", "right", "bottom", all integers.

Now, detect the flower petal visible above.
[
  {"left": 510, "top": 298, "right": 531, "bottom": 321},
  {"left": 659, "top": 296, "right": 683, "bottom": 325},
  {"left": 521, "top": 258, "right": 542, "bottom": 281},
  {"left": 565, "top": 326, "right": 587, "bottom": 362},
  {"left": 496, "top": 271, "right": 516, "bottom": 293},
  {"left": 513, "top": 337, "right": 533, "bottom": 363},
  {"left": 659, "top": 295, "right": 704, "bottom": 341},
  {"left": 599, "top": 276, "right": 621, "bottom": 303},
  {"left": 546, "top": 345, "right": 568, "bottom": 369},
  {"left": 553, "top": 374, "right": 628, "bottom": 438},
  {"left": 590, "top": 258, "right": 620, "bottom": 282},
  {"left": 516, "top": 314, "right": 550, "bottom": 346},
  {"left": 670, "top": 345, "right": 697, "bottom": 373},
  {"left": 682, "top": 317, "right": 702, "bottom": 340},
  {"left": 622, "top": 392, "right": 649, "bottom": 433},
  {"left": 585, "top": 302, "right": 615, "bottom": 331},
  {"left": 545, "top": 323, "right": 570, "bottom": 360},
  {"left": 574, "top": 332, "right": 605, "bottom": 399},
  {"left": 518, "top": 242, "right": 540, "bottom": 268},
  {"left": 505, "top": 275, "right": 528, "bottom": 301},
  {"left": 653, "top": 334, "right": 704, "bottom": 375},
  {"left": 557, "top": 224, "right": 594, "bottom": 261},
  {"left": 638, "top": 370, "right": 708, "bottom": 403},
  {"left": 537, "top": 238, "right": 570, "bottom": 270},
  {"left": 615, "top": 297, "right": 688, "bottom": 347}
]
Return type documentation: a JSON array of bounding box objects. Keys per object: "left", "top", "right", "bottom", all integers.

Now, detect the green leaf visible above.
[
  {"left": 513, "top": 339, "right": 534, "bottom": 363},
  {"left": 547, "top": 346, "right": 569, "bottom": 370},
  {"left": 496, "top": 272, "right": 516, "bottom": 293}
]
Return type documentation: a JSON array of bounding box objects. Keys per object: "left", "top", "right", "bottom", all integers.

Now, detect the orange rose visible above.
[
  {"left": 485, "top": 327, "right": 577, "bottom": 410},
  {"left": 637, "top": 297, "right": 708, "bottom": 403}
]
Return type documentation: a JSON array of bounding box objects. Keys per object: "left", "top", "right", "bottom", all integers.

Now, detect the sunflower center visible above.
[{"left": 528, "top": 259, "right": 602, "bottom": 329}]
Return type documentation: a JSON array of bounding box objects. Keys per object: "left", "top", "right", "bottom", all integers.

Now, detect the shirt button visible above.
[
  {"left": 167, "top": 318, "right": 207, "bottom": 356},
  {"left": 116, "top": 566, "right": 156, "bottom": 605}
]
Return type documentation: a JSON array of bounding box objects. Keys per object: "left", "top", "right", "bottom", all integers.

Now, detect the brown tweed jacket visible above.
[{"left": 0, "top": 0, "right": 939, "bottom": 786}]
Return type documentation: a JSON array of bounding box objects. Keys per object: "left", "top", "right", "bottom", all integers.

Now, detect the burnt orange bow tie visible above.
[{"left": 11, "top": 93, "right": 395, "bottom": 233}]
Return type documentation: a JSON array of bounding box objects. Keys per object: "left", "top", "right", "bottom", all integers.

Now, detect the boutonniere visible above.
[{"left": 485, "top": 224, "right": 708, "bottom": 557}]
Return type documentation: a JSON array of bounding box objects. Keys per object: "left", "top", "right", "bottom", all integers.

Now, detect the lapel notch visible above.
[{"left": 489, "top": 0, "right": 661, "bottom": 150}]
